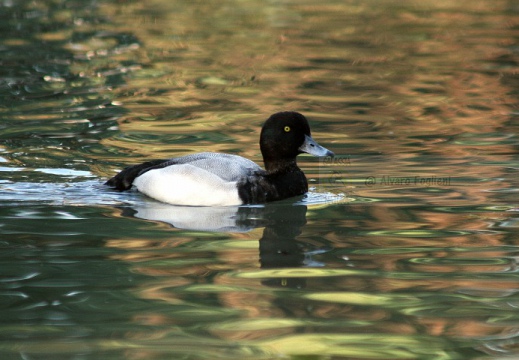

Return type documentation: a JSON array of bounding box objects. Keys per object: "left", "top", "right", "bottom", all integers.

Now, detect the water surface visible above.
[{"left": 1, "top": 0, "right": 519, "bottom": 359}]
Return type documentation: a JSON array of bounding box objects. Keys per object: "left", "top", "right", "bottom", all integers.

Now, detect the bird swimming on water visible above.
[{"left": 105, "top": 111, "right": 334, "bottom": 206}]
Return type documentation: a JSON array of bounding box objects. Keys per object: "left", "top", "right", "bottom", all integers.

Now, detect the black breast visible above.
[{"left": 237, "top": 168, "right": 308, "bottom": 204}]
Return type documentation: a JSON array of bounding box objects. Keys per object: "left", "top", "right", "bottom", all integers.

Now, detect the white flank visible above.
[{"left": 133, "top": 164, "right": 242, "bottom": 206}]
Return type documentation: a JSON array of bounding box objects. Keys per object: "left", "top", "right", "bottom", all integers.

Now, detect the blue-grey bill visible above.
[{"left": 299, "top": 134, "right": 334, "bottom": 157}]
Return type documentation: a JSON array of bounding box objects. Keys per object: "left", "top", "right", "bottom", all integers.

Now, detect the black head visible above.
[{"left": 259, "top": 111, "right": 333, "bottom": 171}]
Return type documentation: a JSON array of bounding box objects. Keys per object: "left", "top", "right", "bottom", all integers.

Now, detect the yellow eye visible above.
[{"left": 284, "top": 126, "right": 291, "bottom": 132}]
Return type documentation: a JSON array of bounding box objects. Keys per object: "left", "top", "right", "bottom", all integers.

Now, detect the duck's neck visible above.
[{"left": 264, "top": 158, "right": 299, "bottom": 174}]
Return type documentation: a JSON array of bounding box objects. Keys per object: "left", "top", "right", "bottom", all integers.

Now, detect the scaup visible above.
[{"left": 105, "top": 111, "right": 334, "bottom": 206}]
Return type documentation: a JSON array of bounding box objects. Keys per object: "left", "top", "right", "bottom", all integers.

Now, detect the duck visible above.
[{"left": 105, "top": 111, "right": 334, "bottom": 206}]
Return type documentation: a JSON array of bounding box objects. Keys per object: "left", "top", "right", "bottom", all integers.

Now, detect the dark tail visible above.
[{"left": 105, "top": 159, "right": 169, "bottom": 191}]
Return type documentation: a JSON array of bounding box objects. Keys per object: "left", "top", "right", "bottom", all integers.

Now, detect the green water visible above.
[{"left": 1, "top": 0, "right": 519, "bottom": 359}]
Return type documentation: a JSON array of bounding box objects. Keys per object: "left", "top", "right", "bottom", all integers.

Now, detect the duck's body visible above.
[
  {"left": 106, "top": 111, "right": 333, "bottom": 206},
  {"left": 127, "top": 152, "right": 263, "bottom": 206}
]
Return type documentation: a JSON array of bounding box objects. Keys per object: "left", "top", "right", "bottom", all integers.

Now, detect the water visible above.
[{"left": 1, "top": 0, "right": 519, "bottom": 358}]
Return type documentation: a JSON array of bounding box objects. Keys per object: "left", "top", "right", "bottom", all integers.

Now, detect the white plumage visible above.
[{"left": 133, "top": 153, "right": 259, "bottom": 206}]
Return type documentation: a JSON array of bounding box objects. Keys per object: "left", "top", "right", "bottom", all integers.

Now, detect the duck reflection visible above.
[
  {"left": 125, "top": 199, "right": 310, "bottom": 288},
  {"left": 258, "top": 204, "right": 308, "bottom": 289},
  {"left": 123, "top": 202, "right": 267, "bottom": 232}
]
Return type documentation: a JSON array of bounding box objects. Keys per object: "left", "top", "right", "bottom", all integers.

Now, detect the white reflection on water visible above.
[
  {"left": 129, "top": 193, "right": 345, "bottom": 232},
  {"left": 130, "top": 203, "right": 259, "bottom": 232},
  {"left": 0, "top": 180, "right": 122, "bottom": 206},
  {"left": 34, "top": 168, "right": 95, "bottom": 177}
]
